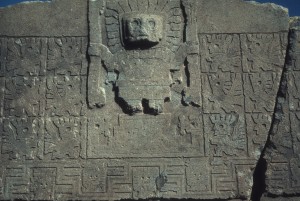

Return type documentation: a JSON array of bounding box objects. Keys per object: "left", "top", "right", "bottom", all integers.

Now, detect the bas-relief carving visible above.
[
  {"left": 83, "top": 0, "right": 286, "bottom": 199},
  {"left": 265, "top": 28, "right": 300, "bottom": 196},
  {"left": 88, "top": 0, "right": 185, "bottom": 114},
  {"left": 0, "top": 0, "right": 290, "bottom": 200}
]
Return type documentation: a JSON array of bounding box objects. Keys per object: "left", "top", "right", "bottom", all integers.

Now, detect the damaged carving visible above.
[
  {"left": 88, "top": 0, "right": 187, "bottom": 115},
  {"left": 0, "top": 0, "right": 296, "bottom": 200}
]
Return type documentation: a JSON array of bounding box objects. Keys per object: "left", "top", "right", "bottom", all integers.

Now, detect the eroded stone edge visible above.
[{"left": 259, "top": 17, "right": 300, "bottom": 200}]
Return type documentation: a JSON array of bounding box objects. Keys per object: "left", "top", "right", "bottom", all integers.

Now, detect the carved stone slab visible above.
[
  {"left": 0, "top": 0, "right": 292, "bottom": 200},
  {"left": 264, "top": 18, "right": 300, "bottom": 198}
]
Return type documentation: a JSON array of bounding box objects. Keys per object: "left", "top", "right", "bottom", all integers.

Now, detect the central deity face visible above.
[{"left": 122, "top": 14, "right": 163, "bottom": 46}]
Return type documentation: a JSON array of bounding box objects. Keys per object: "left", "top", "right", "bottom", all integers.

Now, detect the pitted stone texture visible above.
[
  {"left": 195, "top": 0, "right": 289, "bottom": 33},
  {"left": 264, "top": 19, "right": 300, "bottom": 197},
  {"left": 0, "top": 0, "right": 88, "bottom": 37},
  {"left": 290, "top": 17, "right": 300, "bottom": 30},
  {"left": 0, "top": 0, "right": 291, "bottom": 200},
  {"left": 122, "top": 14, "right": 164, "bottom": 46},
  {"left": 87, "top": 0, "right": 285, "bottom": 199},
  {"left": 261, "top": 197, "right": 300, "bottom": 201}
]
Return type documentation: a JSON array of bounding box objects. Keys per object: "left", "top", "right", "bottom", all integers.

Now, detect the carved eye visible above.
[
  {"left": 148, "top": 20, "right": 156, "bottom": 30},
  {"left": 131, "top": 19, "right": 139, "bottom": 27}
]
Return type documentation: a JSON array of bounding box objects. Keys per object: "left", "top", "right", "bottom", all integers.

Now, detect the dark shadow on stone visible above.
[
  {"left": 120, "top": 199, "right": 245, "bottom": 201},
  {"left": 180, "top": 0, "right": 187, "bottom": 43},
  {"left": 85, "top": 38, "right": 91, "bottom": 109},
  {"left": 113, "top": 85, "right": 135, "bottom": 115},
  {"left": 184, "top": 58, "right": 190, "bottom": 87},
  {"left": 142, "top": 98, "right": 151, "bottom": 114},
  {"left": 124, "top": 42, "right": 159, "bottom": 50},
  {"left": 181, "top": 90, "right": 189, "bottom": 106},
  {"left": 264, "top": 192, "right": 300, "bottom": 199},
  {"left": 142, "top": 98, "right": 160, "bottom": 116},
  {"left": 251, "top": 157, "right": 267, "bottom": 201},
  {"left": 250, "top": 29, "right": 292, "bottom": 201}
]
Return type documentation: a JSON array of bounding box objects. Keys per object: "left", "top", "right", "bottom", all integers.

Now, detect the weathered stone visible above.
[
  {"left": 195, "top": 0, "right": 289, "bottom": 33},
  {"left": 290, "top": 17, "right": 300, "bottom": 30},
  {"left": 264, "top": 18, "right": 300, "bottom": 198},
  {"left": 0, "top": 0, "right": 296, "bottom": 200},
  {"left": 261, "top": 197, "right": 300, "bottom": 201},
  {"left": 0, "top": 0, "right": 88, "bottom": 37}
]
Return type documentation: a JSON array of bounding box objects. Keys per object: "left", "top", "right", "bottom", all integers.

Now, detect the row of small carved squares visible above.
[
  {"left": 266, "top": 157, "right": 300, "bottom": 194},
  {"left": 103, "top": 33, "right": 286, "bottom": 73},
  {"left": 0, "top": 33, "right": 287, "bottom": 77},
  {"left": 0, "top": 71, "right": 286, "bottom": 118},
  {"left": 0, "top": 37, "right": 88, "bottom": 77},
  {"left": 0, "top": 76, "right": 87, "bottom": 117},
  {"left": 0, "top": 112, "right": 278, "bottom": 160},
  {"left": 0, "top": 159, "right": 255, "bottom": 199},
  {"left": 199, "top": 33, "right": 287, "bottom": 73},
  {"left": 0, "top": 117, "right": 86, "bottom": 160},
  {"left": 103, "top": 0, "right": 287, "bottom": 64},
  {"left": 201, "top": 72, "right": 281, "bottom": 114}
]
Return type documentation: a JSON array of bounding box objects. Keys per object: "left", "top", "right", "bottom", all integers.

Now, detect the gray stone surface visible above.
[
  {"left": 290, "top": 17, "right": 300, "bottom": 30},
  {"left": 195, "top": 0, "right": 289, "bottom": 33},
  {"left": 264, "top": 18, "right": 300, "bottom": 197},
  {"left": 0, "top": 0, "right": 88, "bottom": 36},
  {"left": 261, "top": 197, "right": 300, "bottom": 201},
  {"left": 0, "top": 0, "right": 296, "bottom": 200}
]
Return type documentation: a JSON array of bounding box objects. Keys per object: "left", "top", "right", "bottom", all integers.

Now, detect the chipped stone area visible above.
[
  {"left": 0, "top": 0, "right": 298, "bottom": 201},
  {"left": 262, "top": 18, "right": 300, "bottom": 200}
]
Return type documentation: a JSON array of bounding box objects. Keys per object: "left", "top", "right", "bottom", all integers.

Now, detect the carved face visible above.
[
  {"left": 213, "top": 123, "right": 232, "bottom": 136},
  {"left": 123, "top": 14, "right": 163, "bottom": 46}
]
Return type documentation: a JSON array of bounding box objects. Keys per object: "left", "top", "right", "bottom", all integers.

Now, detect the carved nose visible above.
[{"left": 139, "top": 26, "right": 148, "bottom": 36}]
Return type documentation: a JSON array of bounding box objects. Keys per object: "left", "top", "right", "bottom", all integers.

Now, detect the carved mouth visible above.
[{"left": 136, "top": 35, "right": 149, "bottom": 39}]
